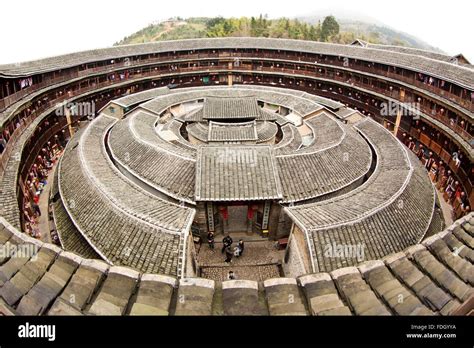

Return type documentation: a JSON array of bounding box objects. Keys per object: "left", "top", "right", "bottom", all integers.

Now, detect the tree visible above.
[
  {"left": 250, "top": 17, "right": 257, "bottom": 36},
  {"left": 320, "top": 15, "right": 339, "bottom": 42},
  {"left": 206, "top": 17, "right": 225, "bottom": 30},
  {"left": 308, "top": 25, "right": 317, "bottom": 41}
]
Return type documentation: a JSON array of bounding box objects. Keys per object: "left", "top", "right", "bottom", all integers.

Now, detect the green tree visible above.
[
  {"left": 308, "top": 25, "right": 317, "bottom": 41},
  {"left": 320, "top": 15, "right": 339, "bottom": 41},
  {"left": 250, "top": 17, "right": 257, "bottom": 36}
]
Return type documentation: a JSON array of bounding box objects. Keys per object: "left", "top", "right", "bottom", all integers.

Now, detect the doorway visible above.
[{"left": 226, "top": 205, "right": 248, "bottom": 233}]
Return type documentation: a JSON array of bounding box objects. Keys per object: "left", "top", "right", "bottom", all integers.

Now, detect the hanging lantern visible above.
[
  {"left": 247, "top": 206, "right": 254, "bottom": 220},
  {"left": 219, "top": 206, "right": 228, "bottom": 220}
]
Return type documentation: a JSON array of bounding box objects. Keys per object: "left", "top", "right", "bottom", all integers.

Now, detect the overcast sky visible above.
[{"left": 1, "top": 0, "right": 472, "bottom": 64}]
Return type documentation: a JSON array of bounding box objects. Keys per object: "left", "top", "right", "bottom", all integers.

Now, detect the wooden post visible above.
[
  {"left": 393, "top": 88, "right": 406, "bottom": 137},
  {"left": 65, "top": 107, "right": 74, "bottom": 137},
  {"left": 393, "top": 108, "right": 402, "bottom": 137}
]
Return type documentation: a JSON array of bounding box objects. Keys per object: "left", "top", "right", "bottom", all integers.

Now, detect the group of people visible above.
[
  {"left": 206, "top": 232, "right": 245, "bottom": 264},
  {"left": 405, "top": 137, "right": 471, "bottom": 220},
  {"left": 23, "top": 138, "right": 63, "bottom": 240}
]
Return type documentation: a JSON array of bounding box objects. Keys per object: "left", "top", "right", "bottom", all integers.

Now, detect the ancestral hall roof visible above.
[
  {"left": 208, "top": 121, "right": 258, "bottom": 142},
  {"left": 203, "top": 97, "right": 261, "bottom": 120},
  {"left": 195, "top": 145, "right": 282, "bottom": 201}
]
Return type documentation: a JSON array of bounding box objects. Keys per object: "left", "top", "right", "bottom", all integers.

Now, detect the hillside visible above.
[
  {"left": 114, "top": 16, "right": 442, "bottom": 53},
  {"left": 299, "top": 15, "right": 443, "bottom": 52}
]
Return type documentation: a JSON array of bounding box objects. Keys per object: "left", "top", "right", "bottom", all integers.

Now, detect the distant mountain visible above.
[
  {"left": 299, "top": 15, "right": 444, "bottom": 53},
  {"left": 114, "top": 15, "right": 442, "bottom": 54}
]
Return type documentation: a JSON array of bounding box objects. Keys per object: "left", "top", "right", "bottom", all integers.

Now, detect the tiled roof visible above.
[
  {"left": 208, "top": 120, "right": 258, "bottom": 142},
  {"left": 286, "top": 118, "right": 436, "bottom": 272},
  {"left": 0, "top": 214, "right": 472, "bottom": 315},
  {"left": 256, "top": 121, "right": 278, "bottom": 143},
  {"left": 276, "top": 122, "right": 372, "bottom": 203},
  {"left": 58, "top": 115, "right": 194, "bottom": 275},
  {"left": 1, "top": 38, "right": 472, "bottom": 87},
  {"left": 203, "top": 97, "right": 261, "bottom": 120},
  {"left": 186, "top": 122, "right": 209, "bottom": 142},
  {"left": 296, "top": 112, "right": 345, "bottom": 153},
  {"left": 52, "top": 200, "right": 100, "bottom": 259},
  {"left": 108, "top": 111, "right": 197, "bottom": 203},
  {"left": 195, "top": 145, "right": 282, "bottom": 201},
  {"left": 274, "top": 124, "right": 302, "bottom": 155}
]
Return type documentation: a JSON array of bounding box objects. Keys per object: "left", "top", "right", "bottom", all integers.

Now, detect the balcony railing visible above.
[{"left": 1, "top": 50, "right": 472, "bottom": 113}]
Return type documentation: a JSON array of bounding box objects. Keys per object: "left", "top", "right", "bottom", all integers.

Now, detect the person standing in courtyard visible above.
[
  {"left": 207, "top": 231, "right": 215, "bottom": 249},
  {"left": 228, "top": 271, "right": 236, "bottom": 280},
  {"left": 221, "top": 235, "right": 233, "bottom": 253},
  {"left": 237, "top": 239, "right": 245, "bottom": 257},
  {"left": 224, "top": 245, "right": 233, "bottom": 263}
]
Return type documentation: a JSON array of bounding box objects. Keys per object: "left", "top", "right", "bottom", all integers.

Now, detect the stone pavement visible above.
[
  {"left": 197, "top": 240, "right": 285, "bottom": 281},
  {"left": 197, "top": 240, "right": 284, "bottom": 266},
  {"left": 201, "top": 264, "right": 281, "bottom": 282}
]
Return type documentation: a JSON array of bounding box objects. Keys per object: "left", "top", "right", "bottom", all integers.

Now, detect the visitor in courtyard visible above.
[
  {"left": 224, "top": 245, "right": 233, "bottom": 263},
  {"left": 221, "top": 235, "right": 233, "bottom": 253},
  {"left": 236, "top": 240, "right": 245, "bottom": 257},
  {"left": 228, "top": 271, "right": 236, "bottom": 280},
  {"left": 207, "top": 231, "right": 215, "bottom": 249}
]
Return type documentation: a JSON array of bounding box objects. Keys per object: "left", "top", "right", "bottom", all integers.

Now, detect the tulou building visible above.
[{"left": 0, "top": 38, "right": 473, "bottom": 316}]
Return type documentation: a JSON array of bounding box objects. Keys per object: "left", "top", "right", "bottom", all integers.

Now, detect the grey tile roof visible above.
[
  {"left": 0, "top": 213, "right": 472, "bottom": 316},
  {"left": 108, "top": 111, "right": 197, "bottom": 203},
  {"left": 58, "top": 115, "right": 195, "bottom": 276},
  {"left": 208, "top": 120, "right": 258, "bottom": 142},
  {"left": 52, "top": 199, "right": 100, "bottom": 259},
  {"left": 132, "top": 110, "right": 196, "bottom": 158},
  {"left": 274, "top": 124, "right": 302, "bottom": 155},
  {"left": 297, "top": 112, "right": 345, "bottom": 153},
  {"left": 286, "top": 118, "right": 436, "bottom": 272},
  {"left": 195, "top": 145, "right": 282, "bottom": 201},
  {"left": 276, "top": 122, "right": 372, "bottom": 203},
  {"left": 180, "top": 98, "right": 278, "bottom": 122},
  {"left": 334, "top": 107, "right": 358, "bottom": 120},
  {"left": 1, "top": 38, "right": 472, "bottom": 87},
  {"left": 111, "top": 87, "right": 171, "bottom": 108},
  {"left": 256, "top": 121, "right": 278, "bottom": 143},
  {"left": 186, "top": 122, "right": 209, "bottom": 142},
  {"left": 203, "top": 97, "right": 261, "bottom": 120},
  {"left": 162, "top": 119, "right": 197, "bottom": 151},
  {"left": 365, "top": 43, "right": 472, "bottom": 67},
  {"left": 140, "top": 86, "right": 331, "bottom": 119},
  {"left": 287, "top": 118, "right": 411, "bottom": 229}
]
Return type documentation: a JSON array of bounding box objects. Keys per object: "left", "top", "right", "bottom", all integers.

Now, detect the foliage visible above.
[{"left": 114, "top": 15, "right": 413, "bottom": 47}]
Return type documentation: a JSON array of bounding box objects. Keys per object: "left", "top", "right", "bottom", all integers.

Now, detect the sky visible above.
[{"left": 0, "top": 0, "right": 473, "bottom": 64}]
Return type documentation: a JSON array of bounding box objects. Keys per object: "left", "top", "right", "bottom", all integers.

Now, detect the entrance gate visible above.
[{"left": 226, "top": 205, "right": 248, "bottom": 233}]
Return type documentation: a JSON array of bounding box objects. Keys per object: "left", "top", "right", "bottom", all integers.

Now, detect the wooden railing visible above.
[
  {"left": 1, "top": 50, "right": 472, "bottom": 113},
  {"left": 404, "top": 127, "right": 474, "bottom": 207},
  {"left": 2, "top": 64, "right": 472, "bottom": 152}
]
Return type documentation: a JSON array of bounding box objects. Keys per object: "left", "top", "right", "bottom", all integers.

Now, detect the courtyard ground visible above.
[{"left": 196, "top": 238, "right": 285, "bottom": 281}]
